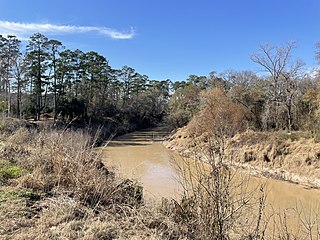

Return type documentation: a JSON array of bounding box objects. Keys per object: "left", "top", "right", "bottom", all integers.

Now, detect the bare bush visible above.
[
  {"left": 165, "top": 131, "right": 268, "bottom": 239},
  {"left": 189, "top": 87, "right": 249, "bottom": 139}
]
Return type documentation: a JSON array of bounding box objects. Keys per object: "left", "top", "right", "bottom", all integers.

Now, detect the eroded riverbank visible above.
[
  {"left": 102, "top": 127, "right": 320, "bottom": 207},
  {"left": 165, "top": 126, "right": 320, "bottom": 189}
]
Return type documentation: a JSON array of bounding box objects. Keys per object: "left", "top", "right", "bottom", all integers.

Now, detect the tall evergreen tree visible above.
[
  {"left": 46, "top": 39, "right": 63, "bottom": 120},
  {"left": 25, "top": 33, "right": 49, "bottom": 120}
]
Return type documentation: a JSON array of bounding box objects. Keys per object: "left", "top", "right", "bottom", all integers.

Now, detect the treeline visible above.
[
  {"left": 0, "top": 33, "right": 170, "bottom": 131},
  {"left": 2, "top": 35, "right": 320, "bottom": 135},
  {"left": 168, "top": 42, "right": 320, "bottom": 135}
]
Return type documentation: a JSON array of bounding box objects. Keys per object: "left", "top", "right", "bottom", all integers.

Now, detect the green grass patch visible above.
[
  {"left": 0, "top": 160, "right": 24, "bottom": 183},
  {"left": 0, "top": 186, "right": 33, "bottom": 202}
]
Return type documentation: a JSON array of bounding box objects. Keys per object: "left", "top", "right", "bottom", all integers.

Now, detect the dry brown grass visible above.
[
  {"left": 2, "top": 128, "right": 143, "bottom": 207},
  {"left": 225, "top": 130, "right": 320, "bottom": 186},
  {"left": 0, "top": 125, "right": 183, "bottom": 240},
  {"left": 3, "top": 119, "right": 320, "bottom": 239}
]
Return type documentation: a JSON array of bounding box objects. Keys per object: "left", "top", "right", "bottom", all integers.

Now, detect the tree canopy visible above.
[{"left": 0, "top": 33, "right": 320, "bottom": 134}]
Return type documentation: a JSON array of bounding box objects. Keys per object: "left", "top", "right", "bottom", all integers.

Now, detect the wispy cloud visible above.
[{"left": 0, "top": 20, "right": 135, "bottom": 40}]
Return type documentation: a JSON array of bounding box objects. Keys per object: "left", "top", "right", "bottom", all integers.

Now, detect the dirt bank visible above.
[{"left": 164, "top": 126, "right": 320, "bottom": 189}]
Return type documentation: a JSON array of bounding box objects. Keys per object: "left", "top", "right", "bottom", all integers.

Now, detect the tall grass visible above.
[{"left": 0, "top": 126, "right": 183, "bottom": 239}]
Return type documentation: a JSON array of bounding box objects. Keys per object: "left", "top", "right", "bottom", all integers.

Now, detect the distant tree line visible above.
[
  {"left": 168, "top": 41, "right": 320, "bottom": 135},
  {"left": 1, "top": 34, "right": 320, "bottom": 134},
  {"left": 0, "top": 33, "right": 170, "bottom": 131}
]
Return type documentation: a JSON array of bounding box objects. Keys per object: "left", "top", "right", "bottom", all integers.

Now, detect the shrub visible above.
[{"left": 189, "top": 87, "right": 249, "bottom": 138}]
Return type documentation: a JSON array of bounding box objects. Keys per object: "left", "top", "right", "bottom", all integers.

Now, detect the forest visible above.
[
  {"left": 0, "top": 33, "right": 170, "bottom": 134},
  {"left": 1, "top": 34, "right": 320, "bottom": 136}
]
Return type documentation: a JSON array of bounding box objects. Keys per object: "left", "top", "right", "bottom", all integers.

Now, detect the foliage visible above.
[
  {"left": 167, "top": 75, "right": 208, "bottom": 129},
  {"left": 0, "top": 34, "right": 170, "bottom": 133},
  {"left": 1, "top": 33, "right": 320, "bottom": 135},
  {"left": 299, "top": 78, "right": 320, "bottom": 135}
]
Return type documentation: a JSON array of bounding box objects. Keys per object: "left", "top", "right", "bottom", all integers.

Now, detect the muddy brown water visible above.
[
  {"left": 101, "top": 127, "right": 320, "bottom": 233},
  {"left": 101, "top": 128, "right": 183, "bottom": 200}
]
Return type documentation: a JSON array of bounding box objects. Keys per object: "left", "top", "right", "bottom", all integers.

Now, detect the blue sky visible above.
[{"left": 0, "top": 0, "right": 320, "bottom": 81}]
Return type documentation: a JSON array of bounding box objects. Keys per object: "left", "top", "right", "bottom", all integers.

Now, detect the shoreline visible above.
[{"left": 164, "top": 140, "right": 320, "bottom": 190}]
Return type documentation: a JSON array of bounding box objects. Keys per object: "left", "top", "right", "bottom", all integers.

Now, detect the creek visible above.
[{"left": 101, "top": 127, "right": 320, "bottom": 204}]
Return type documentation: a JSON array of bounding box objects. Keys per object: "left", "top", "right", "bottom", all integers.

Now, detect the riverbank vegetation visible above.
[
  {"left": 2, "top": 121, "right": 320, "bottom": 239},
  {"left": 1, "top": 121, "right": 265, "bottom": 239},
  {"left": 162, "top": 42, "right": 320, "bottom": 238},
  {"left": 0, "top": 122, "right": 184, "bottom": 239},
  {"left": 168, "top": 42, "right": 320, "bottom": 135},
  {"left": 1, "top": 34, "right": 320, "bottom": 138},
  {"left": 165, "top": 41, "right": 320, "bottom": 185}
]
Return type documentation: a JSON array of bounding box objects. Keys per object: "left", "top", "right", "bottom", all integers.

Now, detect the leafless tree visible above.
[
  {"left": 222, "top": 70, "right": 265, "bottom": 129},
  {"left": 251, "top": 42, "right": 304, "bottom": 131}
]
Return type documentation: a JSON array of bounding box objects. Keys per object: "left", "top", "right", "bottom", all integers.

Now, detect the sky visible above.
[{"left": 0, "top": 0, "right": 320, "bottom": 81}]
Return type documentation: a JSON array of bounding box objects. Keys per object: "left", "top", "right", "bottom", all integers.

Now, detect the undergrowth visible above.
[{"left": 0, "top": 125, "right": 182, "bottom": 239}]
